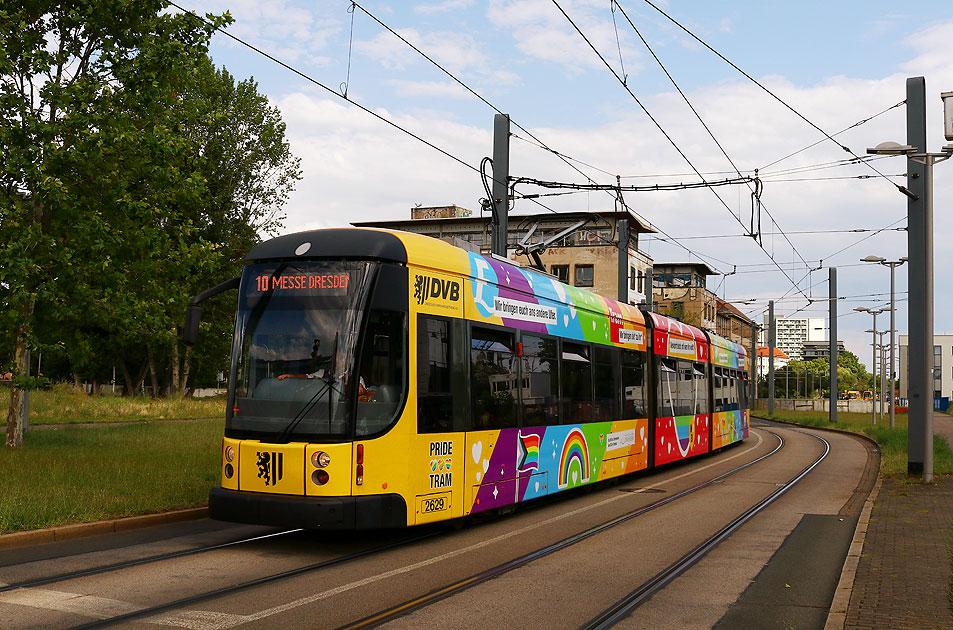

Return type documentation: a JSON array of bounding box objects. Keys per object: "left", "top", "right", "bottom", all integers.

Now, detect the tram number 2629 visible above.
[{"left": 420, "top": 495, "right": 450, "bottom": 514}]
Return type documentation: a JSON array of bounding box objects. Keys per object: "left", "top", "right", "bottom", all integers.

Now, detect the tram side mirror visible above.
[{"left": 184, "top": 304, "right": 203, "bottom": 346}]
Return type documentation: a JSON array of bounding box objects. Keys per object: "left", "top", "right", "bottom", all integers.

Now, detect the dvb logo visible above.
[{"left": 414, "top": 275, "right": 460, "bottom": 305}]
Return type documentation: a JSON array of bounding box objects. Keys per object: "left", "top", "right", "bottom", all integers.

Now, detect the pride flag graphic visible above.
[
  {"left": 558, "top": 428, "right": 590, "bottom": 489},
  {"left": 517, "top": 431, "right": 541, "bottom": 472}
]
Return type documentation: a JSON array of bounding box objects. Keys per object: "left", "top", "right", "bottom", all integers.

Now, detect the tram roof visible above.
[{"left": 246, "top": 227, "right": 647, "bottom": 328}]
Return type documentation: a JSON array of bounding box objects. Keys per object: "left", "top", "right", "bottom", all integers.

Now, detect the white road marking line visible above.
[
  {"left": 238, "top": 432, "right": 767, "bottom": 626},
  {"left": 0, "top": 588, "right": 249, "bottom": 630}
]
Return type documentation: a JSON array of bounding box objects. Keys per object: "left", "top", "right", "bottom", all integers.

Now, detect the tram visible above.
[{"left": 186, "top": 228, "right": 750, "bottom": 529}]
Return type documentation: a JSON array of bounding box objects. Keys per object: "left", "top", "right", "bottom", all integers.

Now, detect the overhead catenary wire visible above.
[
  {"left": 759, "top": 100, "right": 906, "bottom": 171},
  {"left": 552, "top": 0, "right": 812, "bottom": 301},
  {"left": 167, "top": 1, "right": 486, "bottom": 182},
  {"left": 348, "top": 0, "right": 730, "bottom": 273},
  {"left": 640, "top": 0, "right": 912, "bottom": 198}
]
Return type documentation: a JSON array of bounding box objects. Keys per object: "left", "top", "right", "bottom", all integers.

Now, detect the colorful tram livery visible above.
[{"left": 202, "top": 228, "right": 750, "bottom": 529}]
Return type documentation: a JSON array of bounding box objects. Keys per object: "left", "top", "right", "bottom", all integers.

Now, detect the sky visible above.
[{"left": 180, "top": 0, "right": 953, "bottom": 371}]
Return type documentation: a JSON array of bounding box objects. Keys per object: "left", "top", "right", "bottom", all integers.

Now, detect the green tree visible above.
[{"left": 0, "top": 2, "right": 228, "bottom": 445}]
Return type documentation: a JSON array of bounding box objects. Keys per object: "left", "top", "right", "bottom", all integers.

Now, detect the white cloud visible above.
[
  {"left": 356, "top": 28, "right": 489, "bottom": 74},
  {"left": 414, "top": 0, "right": 476, "bottom": 15},
  {"left": 385, "top": 79, "right": 475, "bottom": 99}
]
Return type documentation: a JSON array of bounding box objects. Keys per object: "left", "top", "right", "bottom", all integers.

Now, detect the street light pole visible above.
[
  {"left": 857, "top": 306, "right": 888, "bottom": 424},
  {"left": 861, "top": 256, "right": 906, "bottom": 428}
]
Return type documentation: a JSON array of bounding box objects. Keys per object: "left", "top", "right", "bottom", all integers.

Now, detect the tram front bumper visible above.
[{"left": 208, "top": 487, "right": 408, "bottom": 529}]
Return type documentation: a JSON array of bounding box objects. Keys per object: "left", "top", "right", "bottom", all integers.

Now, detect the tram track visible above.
[
  {"left": 0, "top": 528, "right": 301, "bottom": 595},
  {"left": 340, "top": 428, "right": 791, "bottom": 629},
  {"left": 1, "top": 427, "right": 787, "bottom": 630},
  {"left": 582, "top": 427, "right": 831, "bottom": 629}
]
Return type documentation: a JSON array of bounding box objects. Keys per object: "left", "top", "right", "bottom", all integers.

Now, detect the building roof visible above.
[
  {"left": 353, "top": 208, "right": 657, "bottom": 234},
  {"left": 715, "top": 298, "right": 752, "bottom": 323},
  {"left": 652, "top": 262, "right": 718, "bottom": 277},
  {"left": 757, "top": 346, "right": 790, "bottom": 359}
]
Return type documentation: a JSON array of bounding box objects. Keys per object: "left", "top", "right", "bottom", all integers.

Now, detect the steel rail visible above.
[
  {"left": 0, "top": 528, "right": 301, "bottom": 595},
  {"left": 68, "top": 529, "right": 441, "bottom": 630},
  {"left": 582, "top": 428, "right": 831, "bottom": 629},
  {"left": 342, "top": 429, "right": 785, "bottom": 629}
]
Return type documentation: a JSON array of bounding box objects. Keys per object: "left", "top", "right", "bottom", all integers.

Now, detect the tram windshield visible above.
[{"left": 226, "top": 261, "right": 404, "bottom": 441}]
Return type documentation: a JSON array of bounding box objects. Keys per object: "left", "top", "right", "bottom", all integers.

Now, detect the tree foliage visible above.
[{"left": 1, "top": 2, "right": 301, "bottom": 446}]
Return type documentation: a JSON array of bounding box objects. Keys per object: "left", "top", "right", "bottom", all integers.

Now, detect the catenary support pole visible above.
[
  {"left": 768, "top": 300, "right": 775, "bottom": 415},
  {"left": 490, "top": 114, "right": 510, "bottom": 258},
  {"left": 830, "top": 268, "right": 838, "bottom": 423},
  {"left": 905, "top": 77, "right": 932, "bottom": 480},
  {"left": 750, "top": 323, "right": 757, "bottom": 408}
]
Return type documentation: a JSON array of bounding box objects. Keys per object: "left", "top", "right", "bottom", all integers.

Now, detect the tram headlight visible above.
[
  {"left": 311, "top": 451, "right": 330, "bottom": 468},
  {"left": 312, "top": 469, "right": 330, "bottom": 485},
  {"left": 224, "top": 445, "right": 235, "bottom": 463}
]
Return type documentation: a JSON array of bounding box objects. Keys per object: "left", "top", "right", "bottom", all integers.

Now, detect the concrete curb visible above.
[
  {"left": 824, "top": 472, "right": 882, "bottom": 630},
  {"left": 0, "top": 507, "right": 209, "bottom": 550}
]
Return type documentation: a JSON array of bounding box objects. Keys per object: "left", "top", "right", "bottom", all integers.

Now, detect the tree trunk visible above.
[
  {"left": 147, "top": 344, "right": 159, "bottom": 398},
  {"left": 134, "top": 362, "right": 148, "bottom": 395},
  {"left": 179, "top": 344, "right": 192, "bottom": 398},
  {"left": 118, "top": 357, "right": 135, "bottom": 397},
  {"left": 170, "top": 335, "right": 180, "bottom": 397},
  {"left": 5, "top": 306, "right": 33, "bottom": 448}
]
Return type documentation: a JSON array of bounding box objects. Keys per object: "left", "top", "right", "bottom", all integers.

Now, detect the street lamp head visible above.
[
  {"left": 867, "top": 141, "right": 916, "bottom": 156},
  {"left": 854, "top": 306, "right": 870, "bottom": 313},
  {"left": 861, "top": 255, "right": 887, "bottom": 263}
]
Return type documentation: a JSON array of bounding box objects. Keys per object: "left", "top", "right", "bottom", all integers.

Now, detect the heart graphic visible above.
[
  {"left": 564, "top": 314, "right": 569, "bottom": 326},
  {"left": 535, "top": 481, "right": 540, "bottom": 492},
  {"left": 572, "top": 470, "right": 578, "bottom": 485},
  {"left": 472, "top": 441, "right": 482, "bottom": 463},
  {"left": 482, "top": 459, "right": 489, "bottom": 473},
  {"left": 476, "top": 472, "right": 482, "bottom": 482}
]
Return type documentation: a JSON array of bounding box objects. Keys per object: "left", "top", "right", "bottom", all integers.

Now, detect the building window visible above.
[
  {"left": 575, "top": 265, "right": 594, "bottom": 287},
  {"left": 629, "top": 266, "right": 636, "bottom": 291},
  {"left": 551, "top": 264, "right": 569, "bottom": 283},
  {"left": 638, "top": 272, "right": 644, "bottom": 293}
]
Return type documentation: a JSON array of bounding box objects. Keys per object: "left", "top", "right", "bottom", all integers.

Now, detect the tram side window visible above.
[
  {"left": 713, "top": 367, "right": 724, "bottom": 413},
  {"left": 739, "top": 373, "right": 749, "bottom": 409},
  {"left": 694, "top": 362, "right": 709, "bottom": 415},
  {"left": 562, "top": 341, "right": 593, "bottom": 423},
  {"left": 521, "top": 334, "right": 560, "bottom": 426},
  {"left": 356, "top": 308, "right": 406, "bottom": 436},
  {"left": 657, "top": 358, "right": 677, "bottom": 418},
  {"left": 622, "top": 350, "right": 646, "bottom": 418},
  {"left": 418, "top": 316, "right": 453, "bottom": 433},
  {"left": 726, "top": 370, "right": 739, "bottom": 411},
  {"left": 676, "top": 360, "right": 695, "bottom": 416},
  {"left": 471, "top": 327, "right": 518, "bottom": 429},
  {"left": 593, "top": 346, "right": 620, "bottom": 421}
]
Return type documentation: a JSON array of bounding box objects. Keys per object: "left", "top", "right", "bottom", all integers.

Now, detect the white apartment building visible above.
[
  {"left": 760, "top": 315, "right": 826, "bottom": 361},
  {"left": 899, "top": 334, "right": 953, "bottom": 400}
]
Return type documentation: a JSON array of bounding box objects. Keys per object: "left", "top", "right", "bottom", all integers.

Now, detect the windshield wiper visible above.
[{"left": 274, "top": 333, "right": 341, "bottom": 443}]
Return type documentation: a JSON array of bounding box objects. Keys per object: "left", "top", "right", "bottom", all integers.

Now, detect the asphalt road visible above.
[{"left": 0, "top": 423, "right": 876, "bottom": 630}]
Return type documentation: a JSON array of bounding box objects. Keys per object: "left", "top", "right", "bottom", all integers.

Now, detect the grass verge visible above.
[
  {"left": 0, "top": 420, "right": 222, "bottom": 534},
  {"left": 18, "top": 383, "right": 224, "bottom": 425},
  {"left": 756, "top": 409, "right": 953, "bottom": 475}
]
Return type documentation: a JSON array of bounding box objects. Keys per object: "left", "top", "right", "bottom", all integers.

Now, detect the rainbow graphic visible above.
[
  {"left": 558, "top": 428, "right": 590, "bottom": 489},
  {"left": 517, "top": 431, "right": 541, "bottom": 472}
]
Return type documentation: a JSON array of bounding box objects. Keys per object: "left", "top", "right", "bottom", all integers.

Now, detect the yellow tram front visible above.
[{"left": 209, "top": 229, "right": 412, "bottom": 529}]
